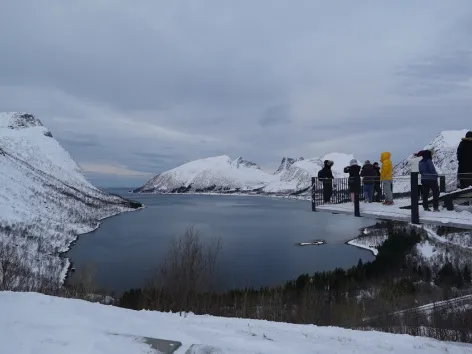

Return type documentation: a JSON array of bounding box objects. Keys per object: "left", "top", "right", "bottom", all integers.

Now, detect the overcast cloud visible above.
[{"left": 1, "top": 0, "right": 471, "bottom": 187}]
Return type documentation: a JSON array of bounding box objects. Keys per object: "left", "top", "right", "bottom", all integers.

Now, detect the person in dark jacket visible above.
[
  {"left": 418, "top": 150, "right": 440, "bottom": 211},
  {"left": 344, "top": 159, "right": 361, "bottom": 202},
  {"left": 360, "top": 160, "right": 376, "bottom": 202},
  {"left": 372, "top": 162, "right": 381, "bottom": 202},
  {"left": 457, "top": 131, "right": 472, "bottom": 189},
  {"left": 318, "top": 160, "right": 334, "bottom": 203}
]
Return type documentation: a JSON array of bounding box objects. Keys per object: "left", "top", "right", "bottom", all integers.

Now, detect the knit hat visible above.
[
  {"left": 350, "top": 159, "right": 358, "bottom": 166},
  {"left": 364, "top": 160, "right": 371, "bottom": 165}
]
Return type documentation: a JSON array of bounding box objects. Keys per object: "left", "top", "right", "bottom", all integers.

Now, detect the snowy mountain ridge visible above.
[
  {"left": 138, "top": 129, "right": 467, "bottom": 196},
  {"left": 137, "top": 152, "right": 358, "bottom": 195},
  {"left": 0, "top": 112, "right": 139, "bottom": 288}
]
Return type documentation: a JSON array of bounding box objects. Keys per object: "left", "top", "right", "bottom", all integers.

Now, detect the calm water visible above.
[{"left": 66, "top": 190, "right": 375, "bottom": 294}]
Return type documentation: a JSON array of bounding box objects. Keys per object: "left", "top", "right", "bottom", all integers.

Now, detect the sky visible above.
[{"left": 1, "top": 0, "right": 471, "bottom": 187}]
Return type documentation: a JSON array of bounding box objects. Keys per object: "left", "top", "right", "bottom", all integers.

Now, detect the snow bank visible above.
[{"left": 1, "top": 291, "right": 471, "bottom": 354}]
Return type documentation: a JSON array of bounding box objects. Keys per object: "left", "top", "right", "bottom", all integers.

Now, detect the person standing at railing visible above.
[
  {"left": 380, "top": 152, "right": 393, "bottom": 205},
  {"left": 372, "top": 162, "right": 382, "bottom": 202},
  {"left": 409, "top": 151, "right": 424, "bottom": 198},
  {"left": 344, "top": 159, "right": 361, "bottom": 203},
  {"left": 318, "top": 160, "right": 334, "bottom": 203},
  {"left": 361, "top": 160, "right": 376, "bottom": 203},
  {"left": 457, "top": 131, "right": 472, "bottom": 189},
  {"left": 419, "top": 149, "right": 440, "bottom": 212}
]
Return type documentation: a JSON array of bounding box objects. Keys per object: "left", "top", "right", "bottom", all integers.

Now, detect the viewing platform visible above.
[{"left": 311, "top": 174, "right": 472, "bottom": 230}]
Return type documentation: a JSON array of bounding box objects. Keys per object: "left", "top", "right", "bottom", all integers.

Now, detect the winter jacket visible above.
[
  {"left": 318, "top": 166, "right": 334, "bottom": 182},
  {"left": 419, "top": 150, "right": 438, "bottom": 182},
  {"left": 344, "top": 165, "right": 361, "bottom": 192},
  {"left": 373, "top": 165, "right": 381, "bottom": 184},
  {"left": 380, "top": 152, "right": 392, "bottom": 181},
  {"left": 457, "top": 131, "right": 472, "bottom": 174},
  {"left": 360, "top": 163, "right": 376, "bottom": 185}
]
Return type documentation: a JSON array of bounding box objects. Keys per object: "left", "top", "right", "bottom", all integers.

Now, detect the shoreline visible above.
[
  {"left": 130, "top": 190, "right": 312, "bottom": 201},
  {"left": 60, "top": 198, "right": 145, "bottom": 285},
  {"left": 345, "top": 238, "right": 379, "bottom": 256}
]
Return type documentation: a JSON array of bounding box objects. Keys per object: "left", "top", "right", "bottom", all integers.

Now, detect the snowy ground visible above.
[
  {"left": 2, "top": 291, "right": 472, "bottom": 354},
  {"left": 412, "top": 226, "right": 472, "bottom": 270},
  {"left": 317, "top": 198, "right": 472, "bottom": 229}
]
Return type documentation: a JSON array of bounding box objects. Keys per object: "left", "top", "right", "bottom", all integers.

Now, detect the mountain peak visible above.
[
  {"left": 275, "top": 157, "right": 304, "bottom": 174},
  {"left": 427, "top": 130, "right": 469, "bottom": 150},
  {"left": 231, "top": 156, "right": 261, "bottom": 169},
  {"left": 0, "top": 112, "right": 44, "bottom": 129}
]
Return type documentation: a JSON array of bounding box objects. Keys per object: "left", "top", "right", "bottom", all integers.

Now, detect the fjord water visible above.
[{"left": 67, "top": 190, "right": 375, "bottom": 293}]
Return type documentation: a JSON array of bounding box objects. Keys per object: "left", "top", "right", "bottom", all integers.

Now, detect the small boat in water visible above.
[{"left": 298, "top": 240, "right": 324, "bottom": 246}]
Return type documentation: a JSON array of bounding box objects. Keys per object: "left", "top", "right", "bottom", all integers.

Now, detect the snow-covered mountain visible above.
[
  {"left": 137, "top": 152, "right": 357, "bottom": 195},
  {"left": 135, "top": 155, "right": 277, "bottom": 193},
  {"left": 138, "top": 129, "right": 467, "bottom": 197},
  {"left": 274, "top": 157, "right": 304, "bottom": 174},
  {"left": 0, "top": 112, "right": 140, "bottom": 288},
  {"left": 393, "top": 129, "right": 468, "bottom": 190}
]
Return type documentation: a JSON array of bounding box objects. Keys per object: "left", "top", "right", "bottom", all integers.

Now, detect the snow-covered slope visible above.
[
  {"left": 394, "top": 130, "right": 468, "bottom": 190},
  {"left": 263, "top": 152, "right": 356, "bottom": 194},
  {"left": 137, "top": 153, "right": 357, "bottom": 195},
  {"left": 2, "top": 291, "right": 471, "bottom": 354},
  {"left": 273, "top": 157, "right": 304, "bottom": 174},
  {"left": 136, "top": 155, "right": 278, "bottom": 193},
  {"left": 0, "top": 112, "right": 139, "bottom": 288}
]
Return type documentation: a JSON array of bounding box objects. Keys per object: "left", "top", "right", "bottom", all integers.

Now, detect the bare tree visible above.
[{"left": 145, "top": 226, "right": 223, "bottom": 314}]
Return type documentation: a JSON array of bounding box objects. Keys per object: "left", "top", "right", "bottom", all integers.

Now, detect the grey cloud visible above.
[
  {"left": 259, "top": 104, "right": 291, "bottom": 127},
  {"left": 57, "top": 133, "right": 102, "bottom": 148},
  {"left": 1, "top": 1, "right": 472, "bottom": 186},
  {"left": 398, "top": 50, "right": 472, "bottom": 95},
  {"left": 131, "top": 152, "right": 177, "bottom": 161}
]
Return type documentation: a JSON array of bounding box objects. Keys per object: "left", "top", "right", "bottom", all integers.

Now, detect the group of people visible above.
[
  {"left": 317, "top": 130, "right": 472, "bottom": 212},
  {"left": 318, "top": 152, "right": 393, "bottom": 205},
  {"left": 342, "top": 152, "right": 394, "bottom": 205}
]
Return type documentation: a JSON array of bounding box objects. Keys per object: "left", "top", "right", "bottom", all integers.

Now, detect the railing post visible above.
[
  {"left": 439, "top": 175, "right": 446, "bottom": 193},
  {"left": 354, "top": 177, "right": 361, "bottom": 217},
  {"left": 410, "top": 172, "right": 420, "bottom": 225},
  {"left": 311, "top": 177, "right": 316, "bottom": 212}
]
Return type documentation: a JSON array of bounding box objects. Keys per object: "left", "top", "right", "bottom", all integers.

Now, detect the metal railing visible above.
[{"left": 310, "top": 173, "right": 472, "bottom": 225}]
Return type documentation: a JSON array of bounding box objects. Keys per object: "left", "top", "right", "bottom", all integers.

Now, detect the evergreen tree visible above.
[{"left": 463, "top": 264, "right": 472, "bottom": 284}]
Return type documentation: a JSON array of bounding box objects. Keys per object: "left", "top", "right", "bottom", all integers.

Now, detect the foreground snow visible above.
[
  {"left": 0, "top": 112, "right": 136, "bottom": 285},
  {"left": 2, "top": 292, "right": 472, "bottom": 354}
]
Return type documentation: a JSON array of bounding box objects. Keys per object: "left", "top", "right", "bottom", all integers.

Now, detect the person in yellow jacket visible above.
[{"left": 380, "top": 151, "right": 393, "bottom": 205}]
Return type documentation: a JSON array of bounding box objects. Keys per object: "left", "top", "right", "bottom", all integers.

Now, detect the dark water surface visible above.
[{"left": 67, "top": 190, "right": 375, "bottom": 293}]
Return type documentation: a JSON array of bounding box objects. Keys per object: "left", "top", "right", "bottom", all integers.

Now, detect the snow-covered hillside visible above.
[
  {"left": 394, "top": 130, "right": 468, "bottom": 190},
  {"left": 136, "top": 155, "right": 277, "bottom": 193},
  {"left": 0, "top": 112, "right": 139, "bottom": 288},
  {"left": 137, "top": 153, "right": 357, "bottom": 195},
  {"left": 2, "top": 291, "right": 471, "bottom": 354}
]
